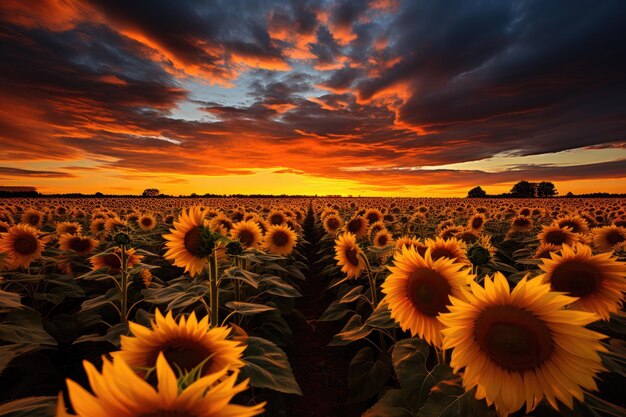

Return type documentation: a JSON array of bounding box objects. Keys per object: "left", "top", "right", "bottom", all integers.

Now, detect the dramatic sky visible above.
[{"left": 1, "top": 0, "right": 625, "bottom": 196}]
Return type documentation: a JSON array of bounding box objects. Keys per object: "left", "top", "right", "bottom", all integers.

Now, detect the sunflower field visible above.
[{"left": 0, "top": 197, "right": 625, "bottom": 417}]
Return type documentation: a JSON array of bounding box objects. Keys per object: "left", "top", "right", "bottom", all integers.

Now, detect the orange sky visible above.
[{"left": 0, "top": 0, "right": 625, "bottom": 196}]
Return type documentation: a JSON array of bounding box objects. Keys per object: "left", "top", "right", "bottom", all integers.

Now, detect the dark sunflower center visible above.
[
  {"left": 138, "top": 410, "right": 196, "bottom": 417},
  {"left": 544, "top": 230, "right": 568, "bottom": 245},
  {"left": 14, "top": 234, "right": 38, "bottom": 255},
  {"left": 606, "top": 230, "right": 625, "bottom": 246},
  {"left": 550, "top": 260, "right": 601, "bottom": 297},
  {"left": 430, "top": 248, "right": 454, "bottom": 261},
  {"left": 560, "top": 221, "right": 580, "bottom": 233},
  {"left": 272, "top": 230, "right": 289, "bottom": 247},
  {"left": 141, "top": 218, "right": 153, "bottom": 226},
  {"left": 347, "top": 219, "right": 363, "bottom": 233},
  {"left": 377, "top": 235, "right": 388, "bottom": 246},
  {"left": 270, "top": 214, "right": 284, "bottom": 225},
  {"left": 326, "top": 218, "right": 339, "bottom": 229},
  {"left": 27, "top": 214, "right": 40, "bottom": 226},
  {"left": 238, "top": 230, "right": 254, "bottom": 246},
  {"left": 184, "top": 227, "right": 208, "bottom": 257},
  {"left": 406, "top": 269, "right": 451, "bottom": 317},
  {"left": 65, "top": 226, "right": 78, "bottom": 234},
  {"left": 103, "top": 253, "right": 122, "bottom": 270},
  {"left": 69, "top": 237, "right": 92, "bottom": 253},
  {"left": 160, "top": 339, "right": 213, "bottom": 373},
  {"left": 346, "top": 247, "right": 360, "bottom": 266},
  {"left": 475, "top": 306, "right": 553, "bottom": 372},
  {"left": 471, "top": 217, "right": 483, "bottom": 229}
]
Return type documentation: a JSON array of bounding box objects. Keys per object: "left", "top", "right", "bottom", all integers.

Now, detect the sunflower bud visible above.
[
  {"left": 114, "top": 232, "right": 131, "bottom": 247},
  {"left": 467, "top": 245, "right": 491, "bottom": 266},
  {"left": 226, "top": 240, "right": 244, "bottom": 256}
]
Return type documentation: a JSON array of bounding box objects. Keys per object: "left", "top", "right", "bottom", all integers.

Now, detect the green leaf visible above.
[
  {"left": 318, "top": 300, "right": 351, "bottom": 322},
  {"left": 240, "top": 336, "right": 302, "bottom": 395},
  {"left": 0, "top": 396, "right": 57, "bottom": 417},
  {"left": 222, "top": 267, "right": 260, "bottom": 289},
  {"left": 73, "top": 322, "right": 129, "bottom": 347},
  {"left": 0, "top": 290, "right": 22, "bottom": 312},
  {"left": 225, "top": 301, "right": 276, "bottom": 316},
  {"left": 363, "top": 389, "right": 413, "bottom": 417},
  {"left": 418, "top": 379, "right": 494, "bottom": 417},
  {"left": 0, "top": 344, "right": 39, "bottom": 376},
  {"left": 348, "top": 347, "right": 392, "bottom": 402},
  {"left": 259, "top": 275, "right": 301, "bottom": 298},
  {"left": 365, "top": 300, "right": 397, "bottom": 329},
  {"left": 339, "top": 285, "right": 364, "bottom": 303},
  {"left": 0, "top": 309, "right": 57, "bottom": 346},
  {"left": 329, "top": 314, "right": 372, "bottom": 346}
]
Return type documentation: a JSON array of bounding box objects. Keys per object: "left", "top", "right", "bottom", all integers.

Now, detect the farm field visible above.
[{"left": 0, "top": 197, "right": 624, "bottom": 417}]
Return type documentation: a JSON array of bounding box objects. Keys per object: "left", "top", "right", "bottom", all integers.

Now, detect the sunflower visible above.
[
  {"left": 115, "top": 309, "right": 245, "bottom": 376},
  {"left": 322, "top": 214, "right": 343, "bottom": 235},
  {"left": 510, "top": 216, "right": 533, "bottom": 233},
  {"left": 438, "top": 273, "right": 607, "bottom": 417},
  {"left": 467, "top": 213, "right": 486, "bottom": 232},
  {"left": 90, "top": 248, "right": 142, "bottom": 274},
  {"left": 344, "top": 215, "right": 369, "bottom": 238},
  {"left": 537, "top": 224, "right": 579, "bottom": 247},
  {"left": 267, "top": 210, "right": 288, "bottom": 226},
  {"left": 20, "top": 208, "right": 44, "bottom": 228},
  {"left": 538, "top": 243, "right": 626, "bottom": 320},
  {"left": 592, "top": 224, "right": 626, "bottom": 252},
  {"left": 364, "top": 208, "right": 383, "bottom": 225},
  {"left": 0, "top": 221, "right": 10, "bottom": 233},
  {"left": 368, "top": 221, "right": 386, "bottom": 239},
  {"left": 59, "top": 353, "right": 264, "bottom": 417},
  {"left": 209, "top": 213, "right": 233, "bottom": 234},
  {"left": 163, "top": 206, "right": 214, "bottom": 277},
  {"left": 56, "top": 222, "right": 82, "bottom": 235},
  {"left": 89, "top": 218, "right": 106, "bottom": 237},
  {"left": 556, "top": 215, "right": 590, "bottom": 235},
  {"left": 456, "top": 228, "right": 480, "bottom": 245},
  {"left": 424, "top": 237, "right": 469, "bottom": 264},
  {"left": 373, "top": 229, "right": 394, "bottom": 248},
  {"left": 382, "top": 246, "right": 473, "bottom": 346},
  {"left": 394, "top": 235, "right": 423, "bottom": 253},
  {"left": 334, "top": 232, "right": 366, "bottom": 279},
  {"left": 59, "top": 234, "right": 99, "bottom": 256},
  {"left": 262, "top": 224, "right": 297, "bottom": 256},
  {"left": 230, "top": 220, "right": 263, "bottom": 249},
  {"left": 138, "top": 213, "right": 157, "bottom": 231},
  {"left": 533, "top": 243, "right": 560, "bottom": 260},
  {"left": 0, "top": 224, "right": 44, "bottom": 268},
  {"left": 104, "top": 217, "right": 128, "bottom": 236}
]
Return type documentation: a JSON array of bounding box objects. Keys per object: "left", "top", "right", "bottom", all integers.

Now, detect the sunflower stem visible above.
[
  {"left": 360, "top": 253, "right": 378, "bottom": 307},
  {"left": 120, "top": 246, "right": 128, "bottom": 324},
  {"left": 209, "top": 251, "right": 219, "bottom": 327}
]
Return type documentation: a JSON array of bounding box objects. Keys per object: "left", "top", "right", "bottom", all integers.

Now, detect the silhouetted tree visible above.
[
  {"left": 510, "top": 180, "right": 535, "bottom": 198},
  {"left": 467, "top": 186, "right": 487, "bottom": 198},
  {"left": 142, "top": 188, "right": 160, "bottom": 197},
  {"left": 536, "top": 181, "right": 558, "bottom": 197}
]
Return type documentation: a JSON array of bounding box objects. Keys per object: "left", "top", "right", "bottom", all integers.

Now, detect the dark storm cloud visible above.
[
  {"left": 0, "top": 167, "right": 75, "bottom": 178},
  {"left": 0, "top": 0, "right": 625, "bottom": 192}
]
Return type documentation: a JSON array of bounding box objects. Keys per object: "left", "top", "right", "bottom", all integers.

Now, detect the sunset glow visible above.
[{"left": 1, "top": 0, "right": 625, "bottom": 196}]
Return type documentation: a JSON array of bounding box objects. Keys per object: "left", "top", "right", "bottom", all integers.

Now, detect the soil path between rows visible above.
[{"left": 284, "top": 206, "right": 365, "bottom": 417}]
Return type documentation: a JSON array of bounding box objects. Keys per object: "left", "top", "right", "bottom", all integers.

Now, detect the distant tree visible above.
[
  {"left": 142, "top": 188, "right": 160, "bottom": 197},
  {"left": 536, "top": 181, "right": 558, "bottom": 197},
  {"left": 94, "top": 192, "right": 104, "bottom": 197},
  {"left": 467, "top": 186, "right": 487, "bottom": 198},
  {"left": 566, "top": 191, "right": 574, "bottom": 197},
  {"left": 510, "top": 180, "right": 535, "bottom": 198}
]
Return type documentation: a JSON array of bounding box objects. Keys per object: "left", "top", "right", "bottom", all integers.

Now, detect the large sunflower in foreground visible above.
[
  {"left": 382, "top": 246, "right": 473, "bottom": 346},
  {"left": 538, "top": 243, "right": 626, "bottom": 320},
  {"left": 424, "top": 237, "right": 469, "bottom": 264},
  {"left": 334, "top": 232, "right": 366, "bottom": 279},
  {"left": 230, "top": 220, "right": 263, "bottom": 249},
  {"left": 163, "top": 206, "right": 213, "bottom": 277},
  {"left": 537, "top": 224, "right": 579, "bottom": 247},
  {"left": 262, "top": 224, "right": 297, "bottom": 256},
  {"left": 0, "top": 224, "right": 44, "bottom": 268},
  {"left": 115, "top": 309, "right": 245, "bottom": 376},
  {"left": 58, "top": 353, "right": 264, "bottom": 417},
  {"left": 438, "top": 273, "right": 607, "bottom": 417}
]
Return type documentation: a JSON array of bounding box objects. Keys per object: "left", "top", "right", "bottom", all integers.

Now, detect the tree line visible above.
[{"left": 468, "top": 181, "right": 558, "bottom": 198}]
